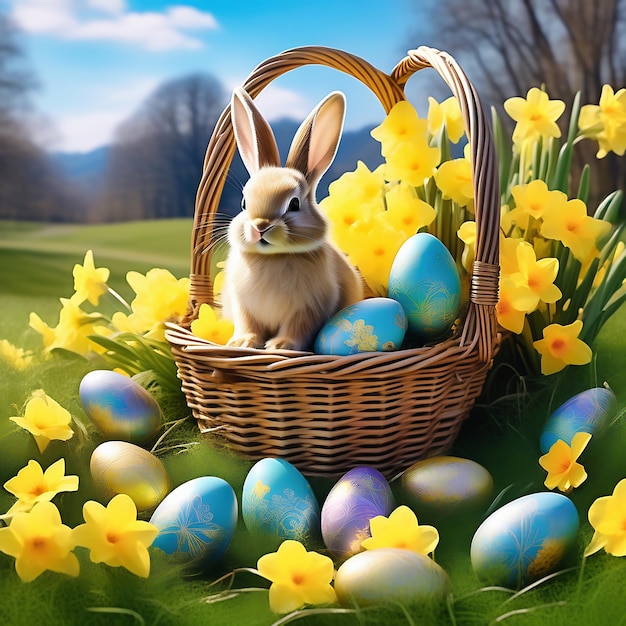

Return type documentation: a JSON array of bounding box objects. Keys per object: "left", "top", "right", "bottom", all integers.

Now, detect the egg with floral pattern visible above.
[
  {"left": 471, "top": 492, "right": 579, "bottom": 588},
  {"left": 388, "top": 233, "right": 461, "bottom": 341},
  {"left": 334, "top": 548, "right": 451, "bottom": 607},
  {"left": 540, "top": 386, "right": 617, "bottom": 454},
  {"left": 149, "top": 476, "right": 238, "bottom": 570},
  {"left": 79, "top": 369, "right": 161, "bottom": 444},
  {"left": 90, "top": 440, "right": 171, "bottom": 513},
  {"left": 314, "top": 298, "right": 407, "bottom": 355},
  {"left": 321, "top": 466, "right": 396, "bottom": 559},
  {"left": 242, "top": 458, "right": 320, "bottom": 542}
]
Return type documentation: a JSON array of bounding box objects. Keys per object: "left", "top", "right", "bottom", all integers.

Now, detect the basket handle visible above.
[{"left": 186, "top": 45, "right": 500, "bottom": 363}]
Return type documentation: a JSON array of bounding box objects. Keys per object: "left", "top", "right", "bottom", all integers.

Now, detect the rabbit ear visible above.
[
  {"left": 231, "top": 87, "right": 281, "bottom": 175},
  {"left": 286, "top": 91, "right": 346, "bottom": 190}
]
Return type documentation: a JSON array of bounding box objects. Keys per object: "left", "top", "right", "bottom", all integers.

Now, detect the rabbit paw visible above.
[
  {"left": 227, "top": 334, "right": 263, "bottom": 349},
  {"left": 265, "top": 337, "right": 299, "bottom": 351}
]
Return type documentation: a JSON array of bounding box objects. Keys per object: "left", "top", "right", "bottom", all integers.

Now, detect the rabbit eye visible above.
[
  {"left": 288, "top": 197, "right": 300, "bottom": 212},
  {"left": 241, "top": 198, "right": 246, "bottom": 211}
]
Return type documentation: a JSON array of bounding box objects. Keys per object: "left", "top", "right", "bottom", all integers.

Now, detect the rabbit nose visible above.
[{"left": 252, "top": 218, "right": 271, "bottom": 233}]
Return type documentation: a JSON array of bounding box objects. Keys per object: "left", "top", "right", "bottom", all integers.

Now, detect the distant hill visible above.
[
  {"left": 50, "top": 146, "right": 111, "bottom": 190},
  {"left": 47, "top": 122, "right": 384, "bottom": 218}
]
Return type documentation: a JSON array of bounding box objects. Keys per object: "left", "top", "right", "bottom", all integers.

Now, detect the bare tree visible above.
[
  {"left": 413, "top": 0, "right": 626, "bottom": 204},
  {"left": 101, "top": 74, "right": 227, "bottom": 220}
]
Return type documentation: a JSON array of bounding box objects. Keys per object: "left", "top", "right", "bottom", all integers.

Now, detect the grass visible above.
[{"left": 1, "top": 219, "right": 625, "bottom": 625}]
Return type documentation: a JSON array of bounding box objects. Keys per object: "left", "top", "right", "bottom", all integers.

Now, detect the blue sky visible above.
[{"left": 2, "top": 0, "right": 439, "bottom": 153}]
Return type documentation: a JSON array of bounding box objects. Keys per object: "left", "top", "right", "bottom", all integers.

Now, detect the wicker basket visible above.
[{"left": 165, "top": 45, "right": 501, "bottom": 478}]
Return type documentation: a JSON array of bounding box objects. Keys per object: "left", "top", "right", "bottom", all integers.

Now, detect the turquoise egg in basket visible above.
[
  {"left": 149, "top": 476, "right": 238, "bottom": 570},
  {"left": 400, "top": 455, "right": 494, "bottom": 521},
  {"left": 90, "top": 440, "right": 171, "bottom": 513},
  {"left": 388, "top": 233, "right": 461, "bottom": 341},
  {"left": 540, "top": 386, "right": 617, "bottom": 454},
  {"left": 79, "top": 369, "right": 161, "bottom": 444},
  {"left": 471, "top": 492, "right": 579, "bottom": 588},
  {"left": 242, "top": 458, "right": 320, "bottom": 542},
  {"left": 321, "top": 466, "right": 396, "bottom": 559},
  {"left": 334, "top": 548, "right": 451, "bottom": 608},
  {"left": 314, "top": 297, "right": 407, "bottom": 355}
]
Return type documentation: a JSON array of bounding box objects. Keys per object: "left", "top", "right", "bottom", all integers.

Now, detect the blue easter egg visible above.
[
  {"left": 314, "top": 297, "right": 407, "bottom": 355},
  {"left": 79, "top": 370, "right": 161, "bottom": 444},
  {"left": 149, "top": 476, "right": 238, "bottom": 570},
  {"left": 321, "top": 466, "right": 396, "bottom": 559},
  {"left": 540, "top": 387, "right": 617, "bottom": 453},
  {"left": 388, "top": 233, "right": 461, "bottom": 340},
  {"left": 471, "top": 492, "right": 579, "bottom": 588},
  {"left": 242, "top": 458, "right": 320, "bottom": 542}
]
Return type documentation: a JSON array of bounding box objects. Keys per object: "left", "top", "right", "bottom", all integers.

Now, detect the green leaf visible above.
[{"left": 576, "top": 164, "right": 590, "bottom": 204}]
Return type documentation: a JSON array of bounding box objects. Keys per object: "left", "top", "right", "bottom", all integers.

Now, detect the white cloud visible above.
[{"left": 10, "top": 0, "right": 219, "bottom": 51}]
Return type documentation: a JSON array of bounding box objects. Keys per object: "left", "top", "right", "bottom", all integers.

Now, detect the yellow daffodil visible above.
[
  {"left": 71, "top": 249, "right": 110, "bottom": 306},
  {"left": 511, "top": 180, "right": 568, "bottom": 221},
  {"left": 190, "top": 303, "right": 234, "bottom": 344},
  {"left": 508, "top": 244, "right": 561, "bottom": 311},
  {"left": 29, "top": 298, "right": 109, "bottom": 356},
  {"left": 383, "top": 140, "right": 441, "bottom": 187},
  {"left": 538, "top": 432, "right": 591, "bottom": 492},
  {"left": 579, "top": 85, "right": 626, "bottom": 158},
  {"left": 584, "top": 478, "right": 626, "bottom": 557},
  {"left": 73, "top": 494, "right": 158, "bottom": 578},
  {"left": 540, "top": 199, "right": 611, "bottom": 262},
  {"left": 371, "top": 101, "right": 429, "bottom": 156},
  {"left": 346, "top": 216, "right": 406, "bottom": 295},
  {"left": 10, "top": 390, "right": 74, "bottom": 453},
  {"left": 504, "top": 87, "right": 565, "bottom": 145},
  {"left": 383, "top": 183, "right": 436, "bottom": 239},
  {"left": 496, "top": 276, "right": 529, "bottom": 334},
  {"left": 457, "top": 220, "right": 476, "bottom": 272},
  {"left": 361, "top": 505, "right": 439, "bottom": 556},
  {"left": 256, "top": 540, "right": 337, "bottom": 614},
  {"left": 0, "top": 339, "right": 33, "bottom": 371},
  {"left": 124, "top": 269, "right": 190, "bottom": 340},
  {"left": 324, "top": 161, "right": 386, "bottom": 207},
  {"left": 427, "top": 96, "right": 465, "bottom": 143},
  {"left": 0, "top": 501, "right": 79, "bottom": 582},
  {"left": 500, "top": 236, "right": 524, "bottom": 275},
  {"left": 533, "top": 320, "right": 593, "bottom": 375},
  {"left": 4, "top": 459, "right": 79, "bottom": 515},
  {"left": 434, "top": 157, "right": 474, "bottom": 208}
]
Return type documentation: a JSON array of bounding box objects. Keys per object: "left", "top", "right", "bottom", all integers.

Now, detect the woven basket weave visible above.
[{"left": 165, "top": 45, "right": 501, "bottom": 478}]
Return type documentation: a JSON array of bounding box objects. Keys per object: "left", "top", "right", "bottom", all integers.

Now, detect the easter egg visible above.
[
  {"left": 388, "top": 233, "right": 461, "bottom": 340},
  {"left": 540, "top": 386, "right": 617, "bottom": 453},
  {"left": 314, "top": 297, "right": 407, "bottom": 355},
  {"left": 471, "top": 492, "right": 579, "bottom": 588},
  {"left": 90, "top": 440, "right": 171, "bottom": 512},
  {"left": 242, "top": 458, "right": 320, "bottom": 542},
  {"left": 79, "top": 369, "right": 161, "bottom": 444},
  {"left": 149, "top": 476, "right": 238, "bottom": 570},
  {"left": 334, "top": 548, "right": 451, "bottom": 607},
  {"left": 400, "top": 456, "right": 494, "bottom": 521},
  {"left": 321, "top": 466, "right": 395, "bottom": 559}
]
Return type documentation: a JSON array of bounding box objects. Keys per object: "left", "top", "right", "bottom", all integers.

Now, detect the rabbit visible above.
[{"left": 221, "top": 86, "right": 364, "bottom": 351}]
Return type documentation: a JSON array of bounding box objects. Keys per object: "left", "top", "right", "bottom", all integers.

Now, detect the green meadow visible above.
[{"left": 0, "top": 219, "right": 625, "bottom": 625}]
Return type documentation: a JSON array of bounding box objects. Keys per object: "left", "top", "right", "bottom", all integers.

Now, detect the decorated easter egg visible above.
[
  {"left": 400, "top": 456, "right": 494, "bottom": 520},
  {"left": 471, "top": 492, "right": 579, "bottom": 588},
  {"left": 90, "top": 440, "right": 171, "bottom": 512},
  {"left": 321, "top": 466, "right": 395, "bottom": 559},
  {"left": 149, "top": 476, "right": 238, "bottom": 570},
  {"left": 334, "top": 548, "right": 451, "bottom": 607},
  {"left": 540, "top": 386, "right": 617, "bottom": 453},
  {"left": 388, "top": 233, "right": 461, "bottom": 340},
  {"left": 314, "top": 297, "right": 407, "bottom": 355},
  {"left": 242, "top": 458, "right": 320, "bottom": 542},
  {"left": 79, "top": 369, "right": 161, "bottom": 444}
]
